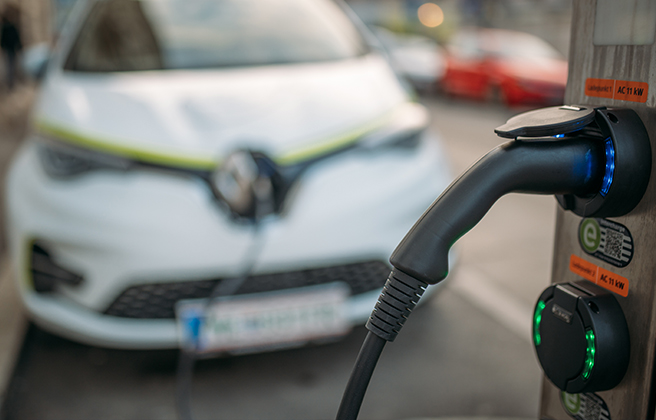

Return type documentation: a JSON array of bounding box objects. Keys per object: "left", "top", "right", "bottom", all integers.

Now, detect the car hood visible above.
[{"left": 35, "top": 54, "right": 409, "bottom": 169}]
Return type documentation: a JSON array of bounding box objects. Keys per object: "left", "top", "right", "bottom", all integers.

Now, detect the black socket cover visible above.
[
  {"left": 533, "top": 281, "right": 629, "bottom": 394},
  {"left": 495, "top": 105, "right": 597, "bottom": 138}
]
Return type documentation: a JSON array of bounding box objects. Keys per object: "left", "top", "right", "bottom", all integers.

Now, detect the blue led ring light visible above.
[
  {"left": 553, "top": 108, "right": 651, "bottom": 218},
  {"left": 599, "top": 138, "right": 615, "bottom": 197}
]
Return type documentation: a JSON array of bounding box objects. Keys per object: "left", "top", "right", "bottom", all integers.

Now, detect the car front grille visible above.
[{"left": 104, "top": 260, "right": 390, "bottom": 319}]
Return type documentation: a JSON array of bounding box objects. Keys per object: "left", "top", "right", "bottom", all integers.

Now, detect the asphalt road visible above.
[{"left": 1, "top": 96, "right": 555, "bottom": 420}]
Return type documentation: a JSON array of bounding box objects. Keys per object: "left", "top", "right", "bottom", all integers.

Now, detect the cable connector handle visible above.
[{"left": 366, "top": 268, "right": 428, "bottom": 342}]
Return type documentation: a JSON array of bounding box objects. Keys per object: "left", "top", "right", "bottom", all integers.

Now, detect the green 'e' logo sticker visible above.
[
  {"left": 580, "top": 219, "right": 601, "bottom": 253},
  {"left": 562, "top": 392, "right": 581, "bottom": 414}
]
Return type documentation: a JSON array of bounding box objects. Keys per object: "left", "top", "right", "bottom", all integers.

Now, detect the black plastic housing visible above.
[
  {"left": 555, "top": 108, "right": 652, "bottom": 217},
  {"left": 497, "top": 105, "right": 652, "bottom": 217},
  {"left": 534, "top": 281, "right": 630, "bottom": 393}
]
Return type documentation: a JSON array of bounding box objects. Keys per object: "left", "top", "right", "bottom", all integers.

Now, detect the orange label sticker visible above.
[
  {"left": 569, "top": 254, "right": 597, "bottom": 282},
  {"left": 585, "top": 78, "right": 615, "bottom": 99},
  {"left": 569, "top": 254, "right": 629, "bottom": 297},
  {"left": 585, "top": 78, "right": 649, "bottom": 103},
  {"left": 614, "top": 80, "right": 649, "bottom": 102},
  {"left": 597, "top": 267, "right": 629, "bottom": 297}
]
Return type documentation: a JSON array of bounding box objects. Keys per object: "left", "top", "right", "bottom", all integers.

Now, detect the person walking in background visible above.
[{"left": 1, "top": 4, "right": 22, "bottom": 92}]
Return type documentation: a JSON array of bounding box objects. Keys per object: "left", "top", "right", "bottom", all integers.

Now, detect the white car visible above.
[{"left": 7, "top": 0, "right": 453, "bottom": 351}]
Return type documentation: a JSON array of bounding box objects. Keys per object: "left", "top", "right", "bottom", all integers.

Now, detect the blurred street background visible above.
[{"left": 0, "top": 0, "right": 572, "bottom": 419}]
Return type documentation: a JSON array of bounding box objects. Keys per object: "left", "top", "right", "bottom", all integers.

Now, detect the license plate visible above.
[{"left": 176, "top": 282, "right": 350, "bottom": 354}]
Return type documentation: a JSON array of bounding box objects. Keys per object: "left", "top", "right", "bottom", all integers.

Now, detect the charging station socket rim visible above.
[
  {"left": 556, "top": 108, "right": 652, "bottom": 218},
  {"left": 496, "top": 105, "right": 652, "bottom": 218},
  {"left": 533, "top": 281, "right": 630, "bottom": 394}
]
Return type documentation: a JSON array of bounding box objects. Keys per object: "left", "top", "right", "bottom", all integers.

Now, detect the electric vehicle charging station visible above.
[
  {"left": 539, "top": 1, "right": 656, "bottom": 419},
  {"left": 337, "top": 1, "right": 656, "bottom": 419}
]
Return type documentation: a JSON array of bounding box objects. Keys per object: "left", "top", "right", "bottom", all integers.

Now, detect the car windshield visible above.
[{"left": 63, "top": 0, "right": 369, "bottom": 72}]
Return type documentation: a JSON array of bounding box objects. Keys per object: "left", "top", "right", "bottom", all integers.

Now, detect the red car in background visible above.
[{"left": 441, "top": 28, "right": 567, "bottom": 107}]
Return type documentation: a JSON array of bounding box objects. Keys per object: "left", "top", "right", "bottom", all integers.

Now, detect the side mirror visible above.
[{"left": 21, "top": 43, "right": 50, "bottom": 81}]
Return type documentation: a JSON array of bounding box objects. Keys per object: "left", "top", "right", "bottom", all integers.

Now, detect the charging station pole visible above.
[{"left": 539, "top": 1, "right": 656, "bottom": 419}]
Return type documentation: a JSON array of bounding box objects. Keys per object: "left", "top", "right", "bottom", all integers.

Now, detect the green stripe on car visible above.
[
  {"left": 36, "top": 120, "right": 218, "bottom": 171},
  {"left": 36, "top": 106, "right": 398, "bottom": 170}
]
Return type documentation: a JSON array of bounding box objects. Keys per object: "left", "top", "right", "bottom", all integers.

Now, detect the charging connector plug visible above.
[{"left": 367, "top": 137, "right": 604, "bottom": 344}]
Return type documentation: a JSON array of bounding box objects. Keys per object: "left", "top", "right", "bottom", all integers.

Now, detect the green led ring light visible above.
[
  {"left": 582, "top": 329, "right": 596, "bottom": 380},
  {"left": 533, "top": 301, "right": 546, "bottom": 347}
]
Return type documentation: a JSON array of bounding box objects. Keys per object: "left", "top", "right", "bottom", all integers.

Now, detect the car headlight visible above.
[
  {"left": 357, "top": 102, "right": 429, "bottom": 150},
  {"left": 37, "top": 138, "right": 132, "bottom": 177}
]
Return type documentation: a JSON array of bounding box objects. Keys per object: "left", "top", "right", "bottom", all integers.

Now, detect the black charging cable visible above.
[
  {"left": 176, "top": 151, "right": 275, "bottom": 420},
  {"left": 336, "top": 269, "right": 427, "bottom": 420},
  {"left": 175, "top": 223, "right": 266, "bottom": 420},
  {"left": 335, "top": 332, "right": 386, "bottom": 420}
]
